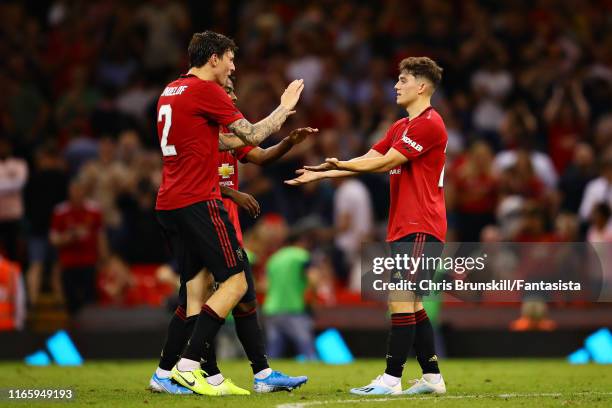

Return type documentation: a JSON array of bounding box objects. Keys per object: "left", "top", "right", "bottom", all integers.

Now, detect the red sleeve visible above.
[
  {"left": 234, "top": 145, "right": 255, "bottom": 163},
  {"left": 391, "top": 119, "right": 444, "bottom": 160},
  {"left": 194, "top": 82, "right": 244, "bottom": 127},
  {"left": 371, "top": 124, "right": 397, "bottom": 155}
]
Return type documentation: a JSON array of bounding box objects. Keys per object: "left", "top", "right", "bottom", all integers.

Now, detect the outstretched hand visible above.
[
  {"left": 280, "top": 79, "right": 305, "bottom": 112},
  {"left": 287, "top": 127, "right": 318, "bottom": 145},
  {"left": 233, "top": 191, "right": 260, "bottom": 218},
  {"left": 285, "top": 169, "right": 321, "bottom": 186},
  {"left": 325, "top": 157, "right": 341, "bottom": 169},
  {"left": 304, "top": 162, "right": 334, "bottom": 172}
]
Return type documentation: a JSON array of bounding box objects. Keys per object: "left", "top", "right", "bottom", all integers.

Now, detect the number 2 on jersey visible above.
[{"left": 158, "top": 104, "right": 177, "bottom": 156}]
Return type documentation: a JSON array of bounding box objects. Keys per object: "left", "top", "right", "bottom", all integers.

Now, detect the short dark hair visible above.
[
  {"left": 399, "top": 57, "right": 443, "bottom": 88},
  {"left": 188, "top": 31, "right": 238, "bottom": 68}
]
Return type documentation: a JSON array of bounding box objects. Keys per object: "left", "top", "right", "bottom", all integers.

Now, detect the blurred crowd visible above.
[{"left": 0, "top": 0, "right": 611, "bottom": 317}]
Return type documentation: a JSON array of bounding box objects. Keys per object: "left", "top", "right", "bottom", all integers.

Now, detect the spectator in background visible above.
[
  {"left": 243, "top": 214, "right": 289, "bottom": 285},
  {"left": 543, "top": 80, "right": 590, "bottom": 174},
  {"left": 117, "top": 178, "right": 168, "bottom": 264},
  {"left": 0, "top": 255, "right": 25, "bottom": 331},
  {"left": 593, "top": 114, "right": 612, "bottom": 155},
  {"left": 451, "top": 140, "right": 498, "bottom": 241},
  {"left": 79, "top": 136, "right": 131, "bottom": 251},
  {"left": 587, "top": 203, "right": 612, "bottom": 300},
  {"left": 263, "top": 217, "right": 322, "bottom": 360},
  {"left": 558, "top": 143, "right": 597, "bottom": 214},
  {"left": 63, "top": 130, "right": 99, "bottom": 177},
  {"left": 471, "top": 51, "right": 513, "bottom": 145},
  {"left": 24, "top": 143, "right": 68, "bottom": 305},
  {"left": 97, "top": 255, "right": 133, "bottom": 306},
  {"left": 496, "top": 195, "right": 526, "bottom": 240},
  {"left": 494, "top": 138, "right": 558, "bottom": 192},
  {"left": 332, "top": 105, "right": 364, "bottom": 159},
  {"left": 512, "top": 201, "right": 555, "bottom": 243},
  {"left": 579, "top": 159, "right": 612, "bottom": 224},
  {"left": 0, "top": 138, "right": 28, "bottom": 261},
  {"left": 3, "top": 55, "right": 50, "bottom": 153},
  {"left": 115, "top": 74, "right": 159, "bottom": 126},
  {"left": 510, "top": 202, "right": 558, "bottom": 331},
  {"left": 497, "top": 102, "right": 538, "bottom": 151},
  {"left": 239, "top": 165, "right": 289, "bottom": 231},
  {"left": 499, "top": 151, "right": 547, "bottom": 202},
  {"left": 135, "top": 0, "right": 189, "bottom": 71},
  {"left": 50, "top": 179, "right": 107, "bottom": 315},
  {"left": 333, "top": 177, "right": 373, "bottom": 290},
  {"left": 587, "top": 203, "right": 612, "bottom": 243},
  {"left": 55, "top": 66, "right": 100, "bottom": 138}
]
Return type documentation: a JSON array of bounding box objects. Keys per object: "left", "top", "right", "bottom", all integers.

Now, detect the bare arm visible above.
[
  {"left": 570, "top": 81, "right": 590, "bottom": 122},
  {"left": 219, "top": 132, "right": 246, "bottom": 151},
  {"left": 220, "top": 185, "right": 235, "bottom": 199},
  {"left": 285, "top": 149, "right": 383, "bottom": 185},
  {"left": 543, "top": 86, "right": 564, "bottom": 124},
  {"left": 220, "top": 186, "right": 260, "bottom": 217},
  {"left": 227, "top": 107, "right": 290, "bottom": 146},
  {"left": 245, "top": 127, "right": 318, "bottom": 165},
  {"left": 227, "top": 79, "right": 304, "bottom": 146},
  {"left": 326, "top": 148, "right": 407, "bottom": 173},
  {"left": 49, "top": 229, "right": 76, "bottom": 247}
]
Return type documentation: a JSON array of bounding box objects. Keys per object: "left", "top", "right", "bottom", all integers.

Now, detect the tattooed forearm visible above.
[
  {"left": 228, "top": 105, "right": 290, "bottom": 146},
  {"left": 218, "top": 132, "right": 246, "bottom": 151}
]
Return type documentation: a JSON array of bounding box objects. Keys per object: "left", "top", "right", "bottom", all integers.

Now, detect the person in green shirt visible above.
[{"left": 263, "top": 217, "right": 321, "bottom": 359}]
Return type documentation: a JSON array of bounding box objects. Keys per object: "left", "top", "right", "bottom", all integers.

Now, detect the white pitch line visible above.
[{"left": 276, "top": 391, "right": 612, "bottom": 408}]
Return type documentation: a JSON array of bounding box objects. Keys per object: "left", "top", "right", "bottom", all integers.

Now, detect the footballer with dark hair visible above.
[
  {"left": 287, "top": 56, "right": 448, "bottom": 395},
  {"left": 151, "top": 75, "right": 316, "bottom": 395},
  {"left": 152, "top": 30, "right": 304, "bottom": 396}
]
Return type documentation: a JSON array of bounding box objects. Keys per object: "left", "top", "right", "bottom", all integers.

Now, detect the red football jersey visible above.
[
  {"left": 218, "top": 145, "right": 254, "bottom": 245},
  {"left": 372, "top": 107, "right": 447, "bottom": 242},
  {"left": 50, "top": 201, "right": 103, "bottom": 268},
  {"left": 155, "top": 74, "right": 245, "bottom": 210}
]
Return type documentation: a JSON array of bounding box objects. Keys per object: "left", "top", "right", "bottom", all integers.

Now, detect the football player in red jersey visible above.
[
  {"left": 205, "top": 77, "right": 316, "bottom": 392},
  {"left": 287, "top": 57, "right": 448, "bottom": 396},
  {"left": 218, "top": 77, "right": 317, "bottom": 244},
  {"left": 153, "top": 76, "right": 317, "bottom": 394},
  {"left": 152, "top": 31, "right": 304, "bottom": 396}
]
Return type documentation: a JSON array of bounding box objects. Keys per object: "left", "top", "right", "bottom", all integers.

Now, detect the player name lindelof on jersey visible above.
[
  {"left": 372, "top": 279, "right": 583, "bottom": 292},
  {"left": 161, "top": 85, "right": 189, "bottom": 96}
]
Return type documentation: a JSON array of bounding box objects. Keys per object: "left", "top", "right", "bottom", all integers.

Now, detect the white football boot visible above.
[
  {"left": 350, "top": 375, "right": 402, "bottom": 395},
  {"left": 403, "top": 375, "right": 446, "bottom": 395}
]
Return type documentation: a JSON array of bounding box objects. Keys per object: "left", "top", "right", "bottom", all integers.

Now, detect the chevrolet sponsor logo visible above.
[{"left": 218, "top": 163, "right": 235, "bottom": 178}]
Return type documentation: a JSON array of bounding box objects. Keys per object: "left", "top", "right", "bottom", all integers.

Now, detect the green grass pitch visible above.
[{"left": 0, "top": 359, "right": 610, "bottom": 407}]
